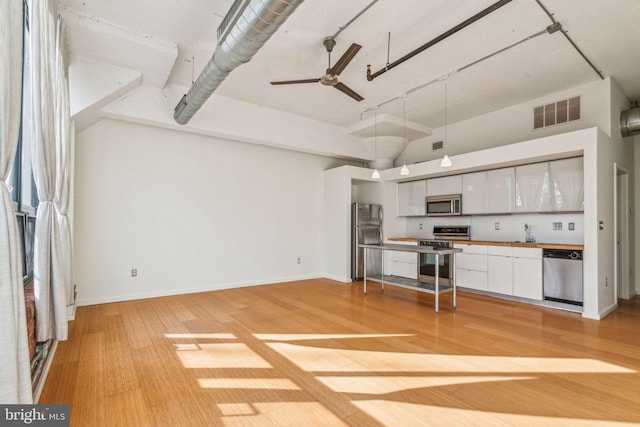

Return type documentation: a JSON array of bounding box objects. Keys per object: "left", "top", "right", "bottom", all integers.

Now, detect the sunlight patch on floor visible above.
[
  {"left": 316, "top": 375, "right": 535, "bottom": 394},
  {"left": 177, "top": 343, "right": 272, "bottom": 369},
  {"left": 165, "top": 333, "right": 237, "bottom": 339},
  {"left": 352, "top": 400, "right": 640, "bottom": 427},
  {"left": 266, "top": 342, "right": 636, "bottom": 374},
  {"left": 253, "top": 333, "right": 413, "bottom": 341},
  {"left": 199, "top": 378, "right": 301, "bottom": 390},
  {"left": 217, "top": 402, "right": 349, "bottom": 427}
]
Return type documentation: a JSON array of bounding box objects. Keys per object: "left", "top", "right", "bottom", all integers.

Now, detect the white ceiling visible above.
[{"left": 58, "top": 0, "right": 640, "bottom": 134}]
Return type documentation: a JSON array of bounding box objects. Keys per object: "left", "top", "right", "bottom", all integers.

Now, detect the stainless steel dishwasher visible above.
[{"left": 543, "top": 249, "right": 583, "bottom": 306}]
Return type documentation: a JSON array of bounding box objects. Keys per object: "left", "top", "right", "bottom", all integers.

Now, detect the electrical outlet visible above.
[
  {"left": 419, "top": 223, "right": 423, "bottom": 230},
  {"left": 297, "top": 257, "right": 301, "bottom": 264},
  {"left": 131, "top": 268, "right": 137, "bottom": 277},
  {"left": 568, "top": 222, "right": 575, "bottom": 231},
  {"left": 552, "top": 222, "right": 563, "bottom": 230},
  {"left": 494, "top": 222, "right": 500, "bottom": 230}
]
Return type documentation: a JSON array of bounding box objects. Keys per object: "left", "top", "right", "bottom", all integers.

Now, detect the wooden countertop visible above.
[{"left": 388, "top": 237, "right": 584, "bottom": 251}]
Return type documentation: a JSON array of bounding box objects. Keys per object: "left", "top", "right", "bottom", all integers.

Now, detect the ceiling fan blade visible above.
[
  {"left": 270, "top": 78, "right": 321, "bottom": 85},
  {"left": 329, "top": 43, "right": 362, "bottom": 76},
  {"left": 334, "top": 82, "right": 364, "bottom": 102}
]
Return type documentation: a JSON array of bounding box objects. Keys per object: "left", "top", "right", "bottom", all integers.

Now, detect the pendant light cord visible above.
[
  {"left": 403, "top": 94, "right": 407, "bottom": 165},
  {"left": 444, "top": 79, "right": 448, "bottom": 155},
  {"left": 374, "top": 107, "right": 378, "bottom": 159}
]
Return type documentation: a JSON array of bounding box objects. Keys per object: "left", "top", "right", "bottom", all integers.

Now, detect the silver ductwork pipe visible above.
[
  {"left": 620, "top": 107, "right": 640, "bottom": 137},
  {"left": 174, "top": 0, "right": 304, "bottom": 125}
]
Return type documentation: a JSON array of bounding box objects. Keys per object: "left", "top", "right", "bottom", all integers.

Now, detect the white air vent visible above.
[
  {"left": 432, "top": 141, "right": 444, "bottom": 151},
  {"left": 533, "top": 96, "right": 581, "bottom": 130}
]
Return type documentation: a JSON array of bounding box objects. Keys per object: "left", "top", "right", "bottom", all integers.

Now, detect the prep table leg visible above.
[
  {"left": 363, "top": 247, "right": 367, "bottom": 295},
  {"left": 452, "top": 251, "right": 456, "bottom": 311},
  {"left": 435, "top": 253, "right": 439, "bottom": 314},
  {"left": 381, "top": 248, "right": 384, "bottom": 293}
]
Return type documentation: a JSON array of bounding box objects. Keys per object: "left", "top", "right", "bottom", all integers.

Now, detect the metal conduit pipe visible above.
[
  {"left": 621, "top": 107, "right": 640, "bottom": 137},
  {"left": 366, "top": 0, "right": 513, "bottom": 81},
  {"left": 174, "top": 0, "right": 304, "bottom": 125}
]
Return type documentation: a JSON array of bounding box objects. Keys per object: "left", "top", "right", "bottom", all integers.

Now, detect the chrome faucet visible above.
[{"left": 525, "top": 224, "right": 535, "bottom": 243}]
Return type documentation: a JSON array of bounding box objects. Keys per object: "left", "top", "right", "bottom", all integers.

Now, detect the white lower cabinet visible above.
[
  {"left": 488, "top": 246, "right": 513, "bottom": 295},
  {"left": 387, "top": 241, "right": 418, "bottom": 279},
  {"left": 455, "top": 244, "right": 488, "bottom": 291},
  {"left": 455, "top": 244, "right": 542, "bottom": 300},
  {"left": 513, "top": 247, "right": 543, "bottom": 300}
]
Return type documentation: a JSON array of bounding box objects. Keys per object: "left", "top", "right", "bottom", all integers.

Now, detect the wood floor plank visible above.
[{"left": 40, "top": 279, "right": 640, "bottom": 426}]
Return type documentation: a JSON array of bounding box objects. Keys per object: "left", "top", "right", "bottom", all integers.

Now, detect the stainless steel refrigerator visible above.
[{"left": 351, "top": 203, "right": 383, "bottom": 280}]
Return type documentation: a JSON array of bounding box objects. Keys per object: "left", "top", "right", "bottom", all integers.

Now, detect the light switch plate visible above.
[
  {"left": 568, "top": 222, "right": 575, "bottom": 231},
  {"left": 552, "top": 222, "right": 563, "bottom": 230}
]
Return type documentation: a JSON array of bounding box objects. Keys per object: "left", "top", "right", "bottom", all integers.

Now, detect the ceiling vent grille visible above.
[
  {"left": 432, "top": 141, "right": 444, "bottom": 151},
  {"left": 533, "top": 96, "right": 581, "bottom": 130}
]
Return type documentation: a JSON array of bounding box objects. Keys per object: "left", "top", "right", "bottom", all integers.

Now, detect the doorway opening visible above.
[{"left": 614, "top": 164, "right": 630, "bottom": 300}]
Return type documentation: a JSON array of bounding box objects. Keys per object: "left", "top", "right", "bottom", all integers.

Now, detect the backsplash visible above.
[{"left": 404, "top": 213, "right": 584, "bottom": 244}]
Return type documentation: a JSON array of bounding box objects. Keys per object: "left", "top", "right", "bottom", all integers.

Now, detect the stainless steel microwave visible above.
[{"left": 425, "top": 194, "right": 462, "bottom": 216}]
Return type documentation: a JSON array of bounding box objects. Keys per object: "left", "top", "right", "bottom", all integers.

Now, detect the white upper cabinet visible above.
[
  {"left": 462, "top": 172, "right": 487, "bottom": 214},
  {"left": 426, "top": 175, "right": 462, "bottom": 197},
  {"left": 550, "top": 157, "right": 584, "bottom": 211},
  {"left": 397, "top": 180, "right": 427, "bottom": 216},
  {"left": 486, "top": 167, "right": 515, "bottom": 213},
  {"left": 515, "top": 163, "right": 551, "bottom": 213}
]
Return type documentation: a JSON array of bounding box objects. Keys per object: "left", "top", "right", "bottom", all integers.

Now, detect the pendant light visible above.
[
  {"left": 440, "top": 79, "right": 452, "bottom": 167},
  {"left": 400, "top": 94, "right": 410, "bottom": 175},
  {"left": 371, "top": 107, "right": 380, "bottom": 179}
]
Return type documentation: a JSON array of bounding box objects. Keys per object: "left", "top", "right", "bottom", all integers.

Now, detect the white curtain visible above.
[
  {"left": 32, "top": 0, "right": 71, "bottom": 341},
  {"left": 55, "top": 41, "right": 73, "bottom": 311},
  {"left": 0, "top": 0, "right": 33, "bottom": 404}
]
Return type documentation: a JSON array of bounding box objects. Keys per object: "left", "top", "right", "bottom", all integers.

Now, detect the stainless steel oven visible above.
[
  {"left": 418, "top": 226, "right": 470, "bottom": 284},
  {"left": 418, "top": 240, "right": 453, "bottom": 284}
]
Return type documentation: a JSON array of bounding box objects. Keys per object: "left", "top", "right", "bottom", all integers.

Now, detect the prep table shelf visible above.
[
  {"left": 365, "top": 274, "right": 455, "bottom": 294},
  {"left": 359, "top": 243, "right": 462, "bottom": 313}
]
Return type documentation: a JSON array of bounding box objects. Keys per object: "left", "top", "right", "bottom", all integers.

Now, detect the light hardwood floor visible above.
[{"left": 40, "top": 279, "right": 640, "bottom": 426}]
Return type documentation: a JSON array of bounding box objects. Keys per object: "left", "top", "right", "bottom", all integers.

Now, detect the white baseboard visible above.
[
  {"left": 75, "top": 274, "right": 322, "bottom": 307},
  {"left": 322, "top": 274, "right": 352, "bottom": 283},
  {"left": 582, "top": 301, "right": 618, "bottom": 320}
]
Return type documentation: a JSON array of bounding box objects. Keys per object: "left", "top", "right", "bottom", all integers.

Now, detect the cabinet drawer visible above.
[
  {"left": 390, "top": 260, "right": 418, "bottom": 279},
  {"left": 456, "top": 253, "right": 487, "bottom": 271},
  {"left": 454, "top": 243, "right": 488, "bottom": 255},
  {"left": 488, "top": 245, "right": 513, "bottom": 256},
  {"left": 456, "top": 269, "right": 488, "bottom": 291},
  {"left": 390, "top": 250, "right": 418, "bottom": 263},
  {"left": 513, "top": 247, "right": 542, "bottom": 259}
]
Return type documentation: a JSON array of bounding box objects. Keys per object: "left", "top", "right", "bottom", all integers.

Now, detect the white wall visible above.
[
  {"left": 74, "top": 119, "right": 350, "bottom": 305},
  {"left": 322, "top": 167, "right": 403, "bottom": 282},
  {"left": 399, "top": 78, "right": 610, "bottom": 166}
]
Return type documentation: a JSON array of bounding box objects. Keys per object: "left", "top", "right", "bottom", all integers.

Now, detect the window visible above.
[{"left": 6, "top": 0, "right": 37, "bottom": 283}]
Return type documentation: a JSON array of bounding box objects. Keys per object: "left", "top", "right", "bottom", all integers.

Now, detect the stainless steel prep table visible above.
[{"left": 358, "top": 243, "right": 462, "bottom": 313}]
